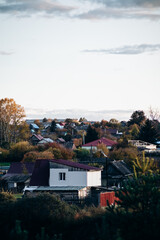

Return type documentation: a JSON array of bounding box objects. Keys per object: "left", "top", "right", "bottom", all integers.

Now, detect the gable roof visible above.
[
  {"left": 30, "top": 160, "right": 50, "bottom": 186},
  {"left": 31, "top": 134, "right": 44, "bottom": 141},
  {"left": 109, "top": 160, "right": 132, "bottom": 176},
  {"left": 82, "top": 137, "right": 117, "bottom": 147},
  {"left": 30, "top": 123, "right": 39, "bottom": 129},
  {"left": 49, "top": 159, "right": 101, "bottom": 171},
  {"left": 7, "top": 162, "right": 35, "bottom": 174}
]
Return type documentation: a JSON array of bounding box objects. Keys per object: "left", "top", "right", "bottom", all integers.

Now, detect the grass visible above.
[
  {"left": 0, "top": 162, "right": 10, "bottom": 166},
  {"left": 13, "top": 193, "right": 23, "bottom": 199}
]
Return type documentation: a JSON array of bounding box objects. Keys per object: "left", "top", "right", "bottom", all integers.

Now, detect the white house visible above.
[{"left": 24, "top": 159, "right": 102, "bottom": 200}]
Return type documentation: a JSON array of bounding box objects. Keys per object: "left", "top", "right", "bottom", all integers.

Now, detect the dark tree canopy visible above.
[
  {"left": 128, "top": 110, "right": 146, "bottom": 126},
  {"left": 85, "top": 125, "right": 99, "bottom": 143},
  {"left": 139, "top": 119, "right": 158, "bottom": 144},
  {"left": 50, "top": 120, "right": 56, "bottom": 132}
]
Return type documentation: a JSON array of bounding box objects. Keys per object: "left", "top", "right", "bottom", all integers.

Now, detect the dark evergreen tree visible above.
[
  {"left": 139, "top": 119, "right": 158, "bottom": 143},
  {"left": 85, "top": 125, "right": 99, "bottom": 143},
  {"left": 128, "top": 110, "right": 146, "bottom": 126},
  {"left": 50, "top": 120, "right": 56, "bottom": 133}
]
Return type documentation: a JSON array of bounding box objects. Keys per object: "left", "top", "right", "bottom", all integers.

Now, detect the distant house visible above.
[
  {"left": 30, "top": 123, "right": 39, "bottom": 133},
  {"left": 30, "top": 134, "right": 44, "bottom": 145},
  {"left": 56, "top": 138, "right": 66, "bottom": 144},
  {"left": 1, "top": 162, "right": 35, "bottom": 192},
  {"left": 63, "top": 141, "right": 76, "bottom": 150},
  {"left": 107, "top": 160, "right": 133, "bottom": 188},
  {"left": 106, "top": 129, "right": 123, "bottom": 137},
  {"left": 82, "top": 137, "right": 117, "bottom": 151},
  {"left": 128, "top": 140, "right": 157, "bottom": 151},
  {"left": 24, "top": 159, "right": 102, "bottom": 201},
  {"left": 37, "top": 138, "right": 54, "bottom": 145}
]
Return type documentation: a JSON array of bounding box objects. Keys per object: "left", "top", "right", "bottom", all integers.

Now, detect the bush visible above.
[
  {"left": 109, "top": 147, "right": 138, "bottom": 163},
  {"left": 74, "top": 148, "right": 90, "bottom": 161},
  {"left": 9, "top": 142, "right": 34, "bottom": 162}
]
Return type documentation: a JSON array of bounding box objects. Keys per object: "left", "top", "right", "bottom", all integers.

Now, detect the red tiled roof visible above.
[
  {"left": 82, "top": 137, "right": 117, "bottom": 147},
  {"left": 31, "top": 134, "right": 44, "bottom": 141}
]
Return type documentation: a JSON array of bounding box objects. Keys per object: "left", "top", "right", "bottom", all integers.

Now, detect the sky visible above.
[{"left": 0, "top": 0, "right": 160, "bottom": 121}]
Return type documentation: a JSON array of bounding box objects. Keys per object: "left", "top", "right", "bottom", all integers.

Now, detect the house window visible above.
[{"left": 59, "top": 172, "right": 66, "bottom": 181}]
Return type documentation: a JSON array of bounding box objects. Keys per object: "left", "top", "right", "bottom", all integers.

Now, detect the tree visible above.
[
  {"left": 132, "top": 152, "right": 159, "bottom": 177},
  {"left": 22, "top": 150, "right": 54, "bottom": 162},
  {"left": 139, "top": 119, "right": 158, "bottom": 143},
  {"left": 85, "top": 125, "right": 99, "bottom": 144},
  {"left": 79, "top": 117, "right": 87, "bottom": 122},
  {"left": 10, "top": 141, "right": 34, "bottom": 162},
  {"left": 128, "top": 110, "right": 146, "bottom": 126},
  {"left": 43, "top": 118, "right": 48, "bottom": 123},
  {"left": 129, "top": 124, "right": 140, "bottom": 139},
  {"left": 0, "top": 98, "right": 26, "bottom": 145},
  {"left": 50, "top": 120, "right": 57, "bottom": 133}
]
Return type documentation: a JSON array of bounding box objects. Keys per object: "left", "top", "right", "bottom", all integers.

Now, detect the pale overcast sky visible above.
[{"left": 0, "top": 0, "right": 160, "bottom": 120}]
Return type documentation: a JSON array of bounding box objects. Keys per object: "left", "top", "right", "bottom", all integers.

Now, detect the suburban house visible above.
[
  {"left": 30, "top": 134, "right": 44, "bottom": 145},
  {"left": 37, "top": 138, "right": 54, "bottom": 145},
  {"left": 128, "top": 140, "right": 157, "bottom": 151},
  {"left": 106, "top": 160, "right": 133, "bottom": 188},
  {"left": 106, "top": 129, "right": 123, "bottom": 137},
  {"left": 82, "top": 137, "right": 117, "bottom": 151},
  {"left": 24, "top": 159, "right": 102, "bottom": 202},
  {"left": 30, "top": 123, "right": 39, "bottom": 133},
  {"left": 1, "top": 162, "right": 35, "bottom": 192}
]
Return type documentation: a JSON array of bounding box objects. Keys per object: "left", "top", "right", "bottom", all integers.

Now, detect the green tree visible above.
[
  {"left": 132, "top": 152, "right": 159, "bottom": 177},
  {"left": 128, "top": 110, "right": 146, "bottom": 127},
  {"left": 130, "top": 124, "right": 140, "bottom": 139},
  {"left": 74, "top": 148, "right": 90, "bottom": 161},
  {"left": 50, "top": 120, "right": 57, "bottom": 133},
  {"left": 139, "top": 119, "right": 158, "bottom": 143},
  {"left": 85, "top": 125, "right": 99, "bottom": 143}
]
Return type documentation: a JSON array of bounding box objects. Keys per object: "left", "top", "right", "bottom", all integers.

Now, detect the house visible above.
[
  {"left": 128, "top": 140, "right": 157, "bottom": 151},
  {"left": 30, "top": 134, "right": 44, "bottom": 145},
  {"left": 24, "top": 159, "right": 102, "bottom": 201},
  {"left": 82, "top": 137, "right": 117, "bottom": 151},
  {"left": 1, "top": 162, "right": 35, "bottom": 192},
  {"left": 106, "top": 160, "right": 133, "bottom": 188},
  {"left": 30, "top": 123, "right": 39, "bottom": 133},
  {"left": 106, "top": 129, "right": 123, "bottom": 137},
  {"left": 37, "top": 138, "right": 54, "bottom": 145}
]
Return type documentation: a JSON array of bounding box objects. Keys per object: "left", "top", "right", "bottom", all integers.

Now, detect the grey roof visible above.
[
  {"left": 7, "top": 162, "right": 35, "bottom": 174},
  {"left": 30, "top": 123, "right": 39, "bottom": 129},
  {"left": 32, "top": 186, "right": 87, "bottom": 191},
  {"left": 110, "top": 160, "right": 132, "bottom": 176},
  {"left": 2, "top": 174, "right": 31, "bottom": 183}
]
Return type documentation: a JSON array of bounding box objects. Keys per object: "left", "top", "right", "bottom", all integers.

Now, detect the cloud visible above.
[
  {"left": 83, "top": 44, "right": 160, "bottom": 55},
  {"left": 88, "top": 0, "right": 160, "bottom": 8},
  {"left": 74, "top": 0, "right": 160, "bottom": 20},
  {"left": 0, "top": 0, "right": 160, "bottom": 20},
  {"left": 76, "top": 6, "right": 160, "bottom": 20},
  {"left": 25, "top": 108, "right": 134, "bottom": 121},
  {"left": 0, "top": 50, "right": 14, "bottom": 55},
  {"left": 0, "top": 0, "right": 76, "bottom": 17}
]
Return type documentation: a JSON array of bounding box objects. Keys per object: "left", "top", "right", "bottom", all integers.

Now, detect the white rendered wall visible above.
[
  {"left": 49, "top": 169, "right": 87, "bottom": 187},
  {"left": 82, "top": 146, "right": 97, "bottom": 151},
  {"left": 87, "top": 171, "right": 101, "bottom": 186}
]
